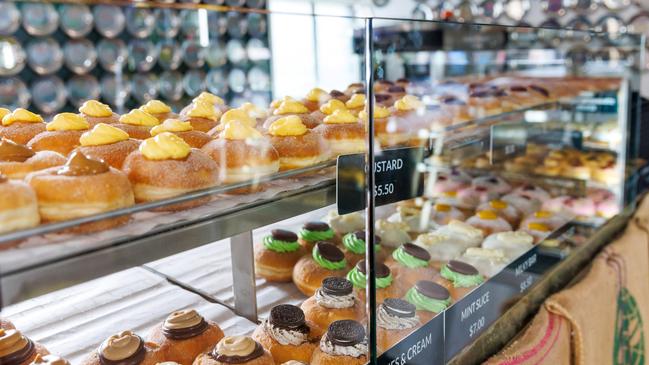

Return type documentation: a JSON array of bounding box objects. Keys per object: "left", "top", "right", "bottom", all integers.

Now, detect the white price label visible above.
[
  {"left": 374, "top": 183, "right": 395, "bottom": 197},
  {"left": 469, "top": 316, "right": 485, "bottom": 337}
]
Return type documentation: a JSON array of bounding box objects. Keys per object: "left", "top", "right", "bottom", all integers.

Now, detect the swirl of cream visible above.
[
  {"left": 30, "top": 354, "right": 70, "bottom": 365},
  {"left": 164, "top": 310, "right": 203, "bottom": 330},
  {"left": 0, "top": 329, "right": 29, "bottom": 358},
  {"left": 99, "top": 331, "right": 142, "bottom": 361},
  {"left": 319, "top": 336, "right": 367, "bottom": 358},
  {"left": 215, "top": 336, "right": 256, "bottom": 357},
  {"left": 262, "top": 320, "right": 307, "bottom": 346},
  {"left": 376, "top": 306, "right": 419, "bottom": 331},
  {"left": 314, "top": 289, "right": 355, "bottom": 309}
]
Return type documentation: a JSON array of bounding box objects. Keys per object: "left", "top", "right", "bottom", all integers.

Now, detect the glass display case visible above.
[{"left": 0, "top": 2, "right": 645, "bottom": 365}]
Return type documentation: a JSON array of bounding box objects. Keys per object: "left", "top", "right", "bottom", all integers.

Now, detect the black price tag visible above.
[
  {"left": 490, "top": 123, "right": 527, "bottom": 164},
  {"left": 378, "top": 314, "right": 445, "bottom": 365},
  {"left": 336, "top": 147, "right": 424, "bottom": 215}
]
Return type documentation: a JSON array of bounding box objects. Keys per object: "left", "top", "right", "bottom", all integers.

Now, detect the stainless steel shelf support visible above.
[{"left": 230, "top": 231, "right": 258, "bottom": 322}]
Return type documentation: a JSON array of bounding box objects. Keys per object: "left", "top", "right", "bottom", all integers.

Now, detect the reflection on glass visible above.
[
  {"left": 0, "top": 37, "right": 26, "bottom": 76},
  {"left": 226, "top": 11, "right": 247, "bottom": 39},
  {"left": 566, "top": 0, "right": 597, "bottom": 12},
  {"left": 228, "top": 67, "right": 247, "bottom": 94},
  {"left": 597, "top": 15, "right": 625, "bottom": 37},
  {"left": 226, "top": 0, "right": 247, "bottom": 6},
  {"left": 158, "top": 39, "right": 182, "bottom": 71},
  {"left": 154, "top": 8, "right": 181, "bottom": 38},
  {"left": 183, "top": 69, "right": 206, "bottom": 96},
  {"left": 247, "top": 38, "right": 271, "bottom": 62},
  {"left": 0, "top": 3, "right": 21, "bottom": 36},
  {"left": 125, "top": 8, "right": 155, "bottom": 38},
  {"left": 181, "top": 40, "right": 206, "bottom": 69},
  {"left": 128, "top": 39, "right": 158, "bottom": 72},
  {"left": 203, "top": 0, "right": 226, "bottom": 4},
  {"left": 132, "top": 73, "right": 159, "bottom": 103},
  {"left": 247, "top": 0, "right": 266, "bottom": 8},
  {"left": 504, "top": 0, "right": 530, "bottom": 21},
  {"left": 93, "top": 5, "right": 125, "bottom": 38},
  {"left": 100, "top": 73, "right": 131, "bottom": 108},
  {"left": 21, "top": 3, "right": 59, "bottom": 36},
  {"left": 0, "top": 77, "right": 29, "bottom": 109},
  {"left": 479, "top": 0, "right": 503, "bottom": 21},
  {"left": 600, "top": 0, "right": 630, "bottom": 11},
  {"left": 567, "top": 15, "right": 592, "bottom": 31},
  {"left": 247, "top": 13, "right": 267, "bottom": 38},
  {"left": 67, "top": 75, "right": 100, "bottom": 107},
  {"left": 63, "top": 39, "right": 97, "bottom": 75},
  {"left": 454, "top": 1, "right": 477, "bottom": 22},
  {"left": 542, "top": 0, "right": 567, "bottom": 16},
  {"left": 97, "top": 38, "right": 127, "bottom": 73},
  {"left": 206, "top": 40, "right": 227, "bottom": 67},
  {"left": 26, "top": 37, "right": 63, "bottom": 75},
  {"left": 59, "top": 4, "right": 94, "bottom": 38},
  {"left": 206, "top": 69, "right": 228, "bottom": 96},
  {"left": 159, "top": 71, "right": 184, "bottom": 101},
  {"left": 247, "top": 66, "right": 270, "bottom": 92},
  {"left": 226, "top": 39, "right": 247, "bottom": 64},
  {"left": 31, "top": 75, "right": 66, "bottom": 114},
  {"left": 208, "top": 11, "right": 228, "bottom": 37},
  {"left": 180, "top": 9, "right": 200, "bottom": 37}
]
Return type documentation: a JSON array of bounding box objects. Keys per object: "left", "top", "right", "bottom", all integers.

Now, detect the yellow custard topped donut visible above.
[
  {"left": 151, "top": 119, "right": 193, "bottom": 136},
  {"left": 394, "top": 95, "right": 424, "bottom": 111},
  {"left": 193, "top": 91, "right": 225, "bottom": 105},
  {"left": 359, "top": 105, "right": 391, "bottom": 120},
  {"left": 346, "top": 94, "right": 366, "bottom": 109},
  {"left": 140, "top": 132, "right": 191, "bottom": 160},
  {"left": 268, "top": 116, "right": 308, "bottom": 136},
  {"left": 119, "top": 109, "right": 160, "bottom": 127},
  {"left": 80, "top": 123, "right": 129, "bottom": 146},
  {"left": 140, "top": 100, "right": 172, "bottom": 115},
  {"left": 187, "top": 99, "right": 221, "bottom": 121},
  {"left": 0, "top": 108, "right": 10, "bottom": 120},
  {"left": 220, "top": 108, "right": 256, "bottom": 128},
  {"left": 319, "top": 99, "right": 346, "bottom": 115},
  {"left": 305, "top": 88, "right": 328, "bottom": 102},
  {"left": 2, "top": 108, "right": 44, "bottom": 126},
  {"left": 270, "top": 96, "right": 295, "bottom": 109},
  {"left": 46, "top": 113, "right": 89, "bottom": 131},
  {"left": 220, "top": 121, "right": 263, "bottom": 140},
  {"left": 323, "top": 109, "right": 357, "bottom": 124},
  {"left": 79, "top": 100, "right": 113, "bottom": 117},
  {"left": 273, "top": 99, "right": 309, "bottom": 115}
]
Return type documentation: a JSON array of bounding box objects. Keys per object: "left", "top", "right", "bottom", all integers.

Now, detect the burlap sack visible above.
[{"left": 483, "top": 306, "right": 572, "bottom": 365}]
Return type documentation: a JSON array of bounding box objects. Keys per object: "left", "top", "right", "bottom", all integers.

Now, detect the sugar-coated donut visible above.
[
  {"left": 0, "top": 175, "right": 40, "bottom": 236},
  {"left": 0, "top": 138, "right": 66, "bottom": 179}
]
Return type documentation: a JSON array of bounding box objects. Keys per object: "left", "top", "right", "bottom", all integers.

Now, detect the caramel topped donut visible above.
[
  {"left": 79, "top": 100, "right": 120, "bottom": 126},
  {"left": 0, "top": 138, "right": 66, "bottom": 179},
  {"left": 0, "top": 108, "right": 47, "bottom": 145},
  {"left": 267, "top": 116, "right": 330, "bottom": 171},
  {"left": 80, "top": 331, "right": 163, "bottom": 365},
  {"left": 28, "top": 113, "right": 90, "bottom": 155}
]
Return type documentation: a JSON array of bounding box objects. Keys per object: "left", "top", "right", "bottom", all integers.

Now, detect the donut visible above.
[
  {"left": 0, "top": 108, "right": 47, "bottom": 145},
  {"left": 113, "top": 109, "right": 161, "bottom": 139},
  {"left": 139, "top": 99, "right": 177, "bottom": 123},
  {"left": 0, "top": 138, "right": 66, "bottom": 179},
  {"left": 151, "top": 119, "right": 212, "bottom": 148},
  {"left": 79, "top": 100, "right": 119, "bottom": 126},
  {"left": 76, "top": 123, "right": 141, "bottom": 169},
  {"left": 312, "top": 110, "right": 365, "bottom": 156},
  {"left": 28, "top": 112, "right": 90, "bottom": 156},
  {"left": 267, "top": 116, "right": 330, "bottom": 171}
]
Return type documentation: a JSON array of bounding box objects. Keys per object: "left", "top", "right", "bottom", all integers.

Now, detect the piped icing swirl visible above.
[
  {"left": 57, "top": 151, "right": 109, "bottom": 176},
  {"left": 2, "top": 108, "right": 44, "bottom": 126},
  {"left": 305, "top": 88, "right": 328, "bottom": 102},
  {"left": 140, "top": 100, "right": 172, "bottom": 115},
  {"left": 394, "top": 95, "right": 424, "bottom": 111},
  {"left": 312, "top": 242, "right": 346, "bottom": 270},
  {"left": 219, "top": 109, "right": 256, "bottom": 129},
  {"left": 314, "top": 277, "right": 355, "bottom": 309},
  {"left": 273, "top": 100, "right": 309, "bottom": 115},
  {"left": 186, "top": 100, "right": 222, "bottom": 121},
  {"left": 211, "top": 336, "right": 263, "bottom": 364},
  {"left": 80, "top": 123, "right": 129, "bottom": 146},
  {"left": 298, "top": 221, "right": 333, "bottom": 242},
  {"left": 140, "top": 132, "right": 191, "bottom": 160},
  {"left": 150, "top": 119, "right": 193, "bottom": 136},
  {"left": 359, "top": 106, "right": 391, "bottom": 121},
  {"left": 79, "top": 100, "right": 113, "bottom": 117},
  {"left": 47, "top": 113, "right": 89, "bottom": 131},
  {"left": 264, "top": 305, "right": 309, "bottom": 346},
  {"left": 392, "top": 243, "right": 430, "bottom": 268},
  {"left": 219, "top": 121, "right": 263, "bottom": 140},
  {"left": 0, "top": 138, "right": 35, "bottom": 162},
  {"left": 0, "top": 329, "right": 35, "bottom": 364},
  {"left": 162, "top": 309, "right": 208, "bottom": 340},
  {"left": 323, "top": 109, "right": 357, "bottom": 124},
  {"left": 98, "top": 331, "right": 145, "bottom": 365},
  {"left": 268, "top": 116, "right": 307, "bottom": 137},
  {"left": 347, "top": 261, "right": 392, "bottom": 289},
  {"left": 119, "top": 109, "right": 160, "bottom": 127},
  {"left": 376, "top": 299, "right": 419, "bottom": 330},
  {"left": 440, "top": 260, "right": 485, "bottom": 288},
  {"left": 263, "top": 229, "right": 300, "bottom": 253}
]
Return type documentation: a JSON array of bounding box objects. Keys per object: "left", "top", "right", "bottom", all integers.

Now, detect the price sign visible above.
[
  {"left": 378, "top": 313, "right": 444, "bottom": 365},
  {"left": 336, "top": 147, "right": 424, "bottom": 215}
]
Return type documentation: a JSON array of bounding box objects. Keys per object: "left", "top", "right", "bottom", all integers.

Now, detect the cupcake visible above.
[
  {"left": 114, "top": 109, "right": 161, "bottom": 139},
  {"left": 340, "top": 230, "right": 383, "bottom": 266},
  {"left": 140, "top": 100, "right": 177, "bottom": 123},
  {"left": 255, "top": 229, "right": 305, "bottom": 282},
  {"left": 301, "top": 277, "right": 365, "bottom": 338},
  {"left": 0, "top": 108, "right": 46, "bottom": 145},
  {"left": 28, "top": 113, "right": 90, "bottom": 155},
  {"left": 404, "top": 280, "right": 451, "bottom": 323},
  {"left": 298, "top": 221, "right": 334, "bottom": 252},
  {"left": 310, "top": 320, "right": 367, "bottom": 365},
  {"left": 0, "top": 138, "right": 65, "bottom": 179},
  {"left": 182, "top": 99, "right": 222, "bottom": 133},
  {"left": 458, "top": 248, "right": 508, "bottom": 277},
  {"left": 482, "top": 231, "right": 534, "bottom": 260},
  {"left": 293, "top": 242, "right": 348, "bottom": 297},
  {"left": 80, "top": 331, "right": 162, "bottom": 365},
  {"left": 192, "top": 336, "right": 273, "bottom": 365},
  {"left": 465, "top": 210, "right": 513, "bottom": 236},
  {"left": 0, "top": 328, "right": 49, "bottom": 365},
  {"left": 147, "top": 309, "right": 225, "bottom": 365},
  {"left": 322, "top": 210, "right": 365, "bottom": 244},
  {"left": 79, "top": 100, "right": 119, "bottom": 126},
  {"left": 434, "top": 260, "right": 485, "bottom": 301},
  {"left": 251, "top": 305, "right": 317, "bottom": 364},
  {"left": 312, "top": 109, "right": 365, "bottom": 156},
  {"left": 263, "top": 99, "right": 320, "bottom": 129},
  {"left": 76, "top": 123, "right": 141, "bottom": 169},
  {"left": 376, "top": 299, "right": 420, "bottom": 353},
  {"left": 384, "top": 243, "right": 437, "bottom": 290},
  {"left": 151, "top": 119, "right": 211, "bottom": 149},
  {"left": 347, "top": 260, "right": 401, "bottom": 304},
  {"left": 266, "top": 116, "right": 330, "bottom": 171}
]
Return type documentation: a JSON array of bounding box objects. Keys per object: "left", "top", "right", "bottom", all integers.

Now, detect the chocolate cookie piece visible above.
[
  {"left": 271, "top": 229, "right": 298, "bottom": 242},
  {"left": 352, "top": 231, "right": 381, "bottom": 245},
  {"left": 447, "top": 260, "right": 479, "bottom": 276},
  {"left": 383, "top": 298, "right": 416, "bottom": 318},
  {"left": 304, "top": 221, "right": 330, "bottom": 232},
  {"left": 401, "top": 243, "right": 431, "bottom": 262},
  {"left": 326, "top": 320, "right": 365, "bottom": 346},
  {"left": 355, "top": 260, "right": 390, "bottom": 278},
  {"left": 269, "top": 305, "right": 308, "bottom": 333},
  {"left": 415, "top": 280, "right": 450, "bottom": 300},
  {"left": 322, "top": 277, "right": 353, "bottom": 296},
  {"left": 316, "top": 242, "right": 344, "bottom": 263}
]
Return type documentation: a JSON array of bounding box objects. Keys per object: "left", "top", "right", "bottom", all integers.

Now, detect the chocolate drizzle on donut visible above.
[
  {"left": 269, "top": 305, "right": 309, "bottom": 334},
  {"left": 326, "top": 320, "right": 366, "bottom": 347},
  {"left": 447, "top": 260, "right": 479, "bottom": 276},
  {"left": 210, "top": 342, "right": 264, "bottom": 364},
  {"left": 271, "top": 229, "right": 298, "bottom": 242},
  {"left": 382, "top": 298, "right": 416, "bottom": 318},
  {"left": 303, "top": 221, "right": 330, "bottom": 232},
  {"left": 414, "top": 281, "right": 450, "bottom": 300},
  {"left": 162, "top": 318, "right": 209, "bottom": 340},
  {"left": 321, "top": 277, "right": 353, "bottom": 296},
  {"left": 316, "top": 242, "right": 344, "bottom": 263},
  {"left": 356, "top": 260, "right": 390, "bottom": 278},
  {"left": 401, "top": 243, "right": 431, "bottom": 262},
  {"left": 98, "top": 337, "right": 145, "bottom": 365},
  {"left": 0, "top": 337, "right": 35, "bottom": 365}
]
